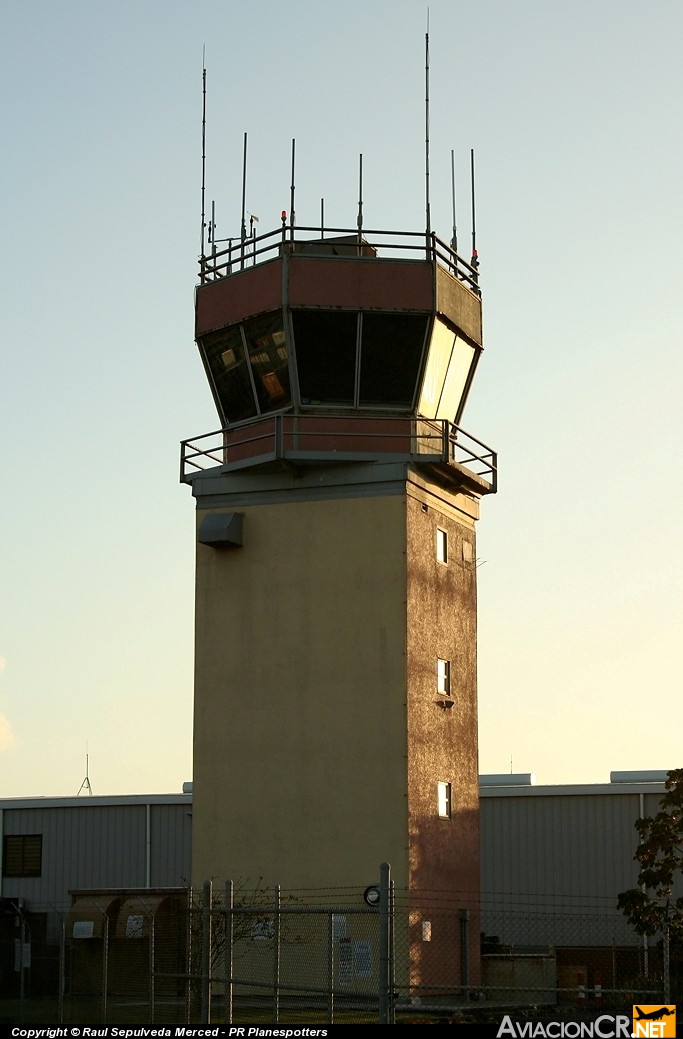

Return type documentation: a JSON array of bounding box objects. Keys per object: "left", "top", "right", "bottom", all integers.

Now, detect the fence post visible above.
[
  {"left": 390, "top": 880, "right": 396, "bottom": 1024},
  {"left": 59, "top": 915, "right": 65, "bottom": 1024},
  {"left": 327, "top": 912, "right": 335, "bottom": 1024},
  {"left": 185, "top": 890, "right": 192, "bottom": 1024},
  {"left": 379, "top": 862, "right": 391, "bottom": 1025},
  {"left": 225, "top": 880, "right": 233, "bottom": 1024},
  {"left": 149, "top": 913, "right": 155, "bottom": 1024},
  {"left": 102, "top": 914, "right": 109, "bottom": 1023},
  {"left": 273, "top": 885, "right": 281, "bottom": 1023},
  {"left": 459, "top": 908, "right": 470, "bottom": 999},
  {"left": 18, "top": 905, "right": 26, "bottom": 1024},
  {"left": 201, "top": 880, "right": 212, "bottom": 1023}
]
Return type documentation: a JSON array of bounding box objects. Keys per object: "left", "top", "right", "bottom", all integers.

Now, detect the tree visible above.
[{"left": 617, "top": 768, "right": 683, "bottom": 940}]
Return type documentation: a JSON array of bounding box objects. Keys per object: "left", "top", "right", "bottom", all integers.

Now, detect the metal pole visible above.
[
  {"left": 200, "top": 61, "right": 207, "bottom": 260},
  {"left": 102, "top": 914, "right": 109, "bottom": 1023},
  {"left": 240, "top": 133, "right": 247, "bottom": 269},
  {"left": 390, "top": 879, "right": 396, "bottom": 1025},
  {"left": 450, "top": 149, "right": 458, "bottom": 260},
  {"left": 459, "top": 908, "right": 470, "bottom": 998},
  {"left": 379, "top": 862, "right": 391, "bottom": 1025},
  {"left": 211, "top": 201, "right": 216, "bottom": 265},
  {"left": 328, "top": 912, "right": 335, "bottom": 1024},
  {"left": 186, "top": 889, "right": 193, "bottom": 1024},
  {"left": 225, "top": 880, "right": 233, "bottom": 1024},
  {"left": 19, "top": 907, "right": 25, "bottom": 1023},
  {"left": 201, "top": 880, "right": 212, "bottom": 1023},
  {"left": 273, "top": 885, "right": 281, "bottom": 1023},
  {"left": 149, "top": 913, "right": 155, "bottom": 1023},
  {"left": 357, "top": 153, "right": 363, "bottom": 251},
  {"left": 290, "top": 140, "right": 296, "bottom": 241},
  {"left": 58, "top": 915, "right": 65, "bottom": 1024},
  {"left": 470, "top": 148, "right": 479, "bottom": 285},
  {"left": 424, "top": 27, "right": 431, "bottom": 256}
]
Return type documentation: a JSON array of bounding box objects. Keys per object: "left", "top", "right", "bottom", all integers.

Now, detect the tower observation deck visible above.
[{"left": 181, "top": 218, "right": 496, "bottom": 495}]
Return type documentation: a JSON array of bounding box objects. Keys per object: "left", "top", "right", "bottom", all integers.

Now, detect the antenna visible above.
[
  {"left": 424, "top": 20, "right": 431, "bottom": 246},
  {"left": 450, "top": 149, "right": 458, "bottom": 256},
  {"left": 289, "top": 139, "right": 296, "bottom": 240},
  {"left": 209, "top": 200, "right": 216, "bottom": 249},
  {"left": 77, "top": 745, "right": 93, "bottom": 796},
  {"left": 249, "top": 213, "right": 259, "bottom": 265},
  {"left": 200, "top": 55, "right": 207, "bottom": 258},
  {"left": 357, "top": 153, "right": 363, "bottom": 248},
  {"left": 240, "top": 132, "right": 248, "bottom": 268},
  {"left": 470, "top": 147, "right": 479, "bottom": 280}
]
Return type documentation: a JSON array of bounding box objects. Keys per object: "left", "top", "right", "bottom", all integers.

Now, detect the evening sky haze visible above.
[{"left": 1, "top": 0, "right": 681, "bottom": 796}]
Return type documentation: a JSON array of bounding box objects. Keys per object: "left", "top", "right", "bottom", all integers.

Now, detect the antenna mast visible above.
[
  {"left": 450, "top": 149, "right": 458, "bottom": 256},
  {"left": 240, "top": 132, "right": 248, "bottom": 268},
  {"left": 470, "top": 147, "right": 479, "bottom": 283},
  {"left": 290, "top": 139, "right": 296, "bottom": 241},
  {"left": 200, "top": 56, "right": 207, "bottom": 258},
  {"left": 357, "top": 153, "right": 364, "bottom": 248},
  {"left": 424, "top": 20, "right": 431, "bottom": 246},
  {"left": 77, "top": 746, "right": 93, "bottom": 796}
]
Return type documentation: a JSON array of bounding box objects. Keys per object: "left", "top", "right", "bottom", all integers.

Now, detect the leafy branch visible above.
[{"left": 617, "top": 768, "right": 683, "bottom": 938}]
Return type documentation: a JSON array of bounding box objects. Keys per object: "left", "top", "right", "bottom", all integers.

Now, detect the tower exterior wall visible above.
[
  {"left": 405, "top": 480, "right": 481, "bottom": 984},
  {"left": 405, "top": 485, "right": 480, "bottom": 896},
  {"left": 191, "top": 490, "right": 411, "bottom": 892}
]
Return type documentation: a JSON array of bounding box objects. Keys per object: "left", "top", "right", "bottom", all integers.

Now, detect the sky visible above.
[{"left": 1, "top": 0, "right": 681, "bottom": 798}]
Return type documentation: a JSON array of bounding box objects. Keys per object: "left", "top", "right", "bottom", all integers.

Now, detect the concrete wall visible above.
[
  {"left": 191, "top": 463, "right": 485, "bottom": 907},
  {"left": 192, "top": 490, "right": 411, "bottom": 893}
]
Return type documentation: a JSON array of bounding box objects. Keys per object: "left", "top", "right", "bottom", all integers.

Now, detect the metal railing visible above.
[
  {"left": 180, "top": 414, "right": 497, "bottom": 492},
  {"left": 200, "top": 219, "right": 481, "bottom": 295}
]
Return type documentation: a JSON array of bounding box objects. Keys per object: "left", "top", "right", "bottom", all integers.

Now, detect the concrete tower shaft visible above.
[{"left": 183, "top": 217, "right": 496, "bottom": 993}]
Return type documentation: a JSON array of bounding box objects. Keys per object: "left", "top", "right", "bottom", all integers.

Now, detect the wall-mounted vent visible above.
[{"left": 198, "top": 513, "right": 243, "bottom": 548}]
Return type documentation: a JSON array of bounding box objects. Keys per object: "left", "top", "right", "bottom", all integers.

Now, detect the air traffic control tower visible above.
[{"left": 182, "top": 177, "right": 497, "bottom": 955}]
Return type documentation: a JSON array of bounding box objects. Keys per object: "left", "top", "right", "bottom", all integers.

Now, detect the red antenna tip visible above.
[{"left": 281, "top": 210, "right": 287, "bottom": 220}]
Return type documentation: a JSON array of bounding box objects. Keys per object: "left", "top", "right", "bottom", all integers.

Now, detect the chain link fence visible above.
[{"left": 1, "top": 883, "right": 679, "bottom": 1025}]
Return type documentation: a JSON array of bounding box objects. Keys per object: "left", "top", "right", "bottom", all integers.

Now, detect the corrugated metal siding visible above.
[
  {"left": 150, "top": 803, "right": 192, "bottom": 887},
  {"left": 3, "top": 805, "right": 147, "bottom": 908},
  {"left": 480, "top": 792, "right": 646, "bottom": 902},
  {"left": 479, "top": 789, "right": 675, "bottom": 948}
]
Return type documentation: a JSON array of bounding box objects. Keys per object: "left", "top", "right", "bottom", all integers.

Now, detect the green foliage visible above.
[{"left": 617, "top": 768, "right": 683, "bottom": 938}]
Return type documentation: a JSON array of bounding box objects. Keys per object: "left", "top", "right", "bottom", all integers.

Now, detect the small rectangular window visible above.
[
  {"left": 436, "top": 528, "right": 448, "bottom": 564},
  {"left": 437, "top": 658, "right": 450, "bottom": 696},
  {"left": 3, "top": 835, "right": 42, "bottom": 878},
  {"left": 437, "top": 782, "right": 452, "bottom": 819}
]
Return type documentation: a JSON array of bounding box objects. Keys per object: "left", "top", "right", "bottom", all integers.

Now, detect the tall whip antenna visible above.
[
  {"left": 424, "top": 15, "right": 431, "bottom": 244},
  {"left": 450, "top": 149, "right": 458, "bottom": 256},
  {"left": 290, "top": 139, "right": 296, "bottom": 240},
  {"left": 240, "top": 132, "right": 248, "bottom": 268},
  {"left": 470, "top": 147, "right": 479, "bottom": 282},
  {"left": 200, "top": 52, "right": 207, "bottom": 257},
  {"left": 357, "top": 153, "right": 364, "bottom": 248}
]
